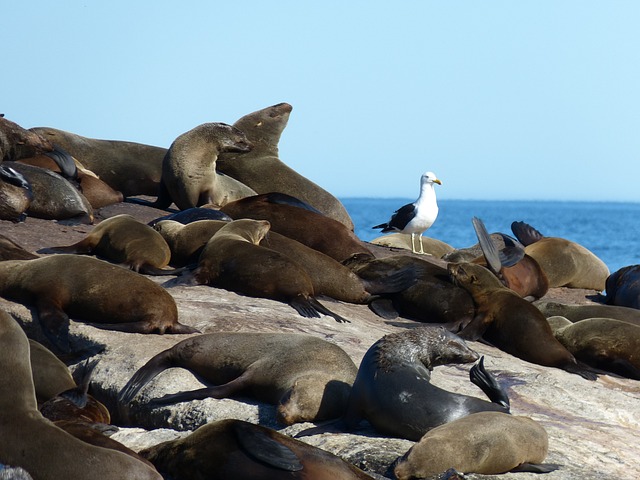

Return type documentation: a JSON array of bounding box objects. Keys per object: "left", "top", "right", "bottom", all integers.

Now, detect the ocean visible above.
[{"left": 340, "top": 198, "right": 640, "bottom": 275}]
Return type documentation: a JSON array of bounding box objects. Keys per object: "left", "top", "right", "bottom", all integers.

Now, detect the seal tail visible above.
[
  {"left": 117, "top": 349, "right": 174, "bottom": 406},
  {"left": 469, "top": 356, "right": 510, "bottom": 409}
]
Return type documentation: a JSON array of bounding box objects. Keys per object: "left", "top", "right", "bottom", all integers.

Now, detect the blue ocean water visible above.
[{"left": 341, "top": 198, "right": 640, "bottom": 274}]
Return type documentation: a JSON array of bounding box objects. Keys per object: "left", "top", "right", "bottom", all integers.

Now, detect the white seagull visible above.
[{"left": 372, "top": 171, "right": 442, "bottom": 254}]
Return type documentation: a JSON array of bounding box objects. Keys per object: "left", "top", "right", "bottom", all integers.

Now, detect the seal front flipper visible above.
[
  {"left": 44, "top": 145, "right": 79, "bottom": 183},
  {"left": 510, "top": 221, "right": 544, "bottom": 246},
  {"left": 469, "top": 356, "right": 510, "bottom": 409},
  {"left": 368, "top": 298, "right": 399, "bottom": 320},
  {"left": 457, "top": 312, "right": 491, "bottom": 341},
  {"left": 561, "top": 360, "right": 599, "bottom": 381},
  {"left": 510, "top": 462, "right": 561, "bottom": 473},
  {"left": 233, "top": 421, "right": 303, "bottom": 471},
  {"left": 36, "top": 298, "right": 71, "bottom": 352}
]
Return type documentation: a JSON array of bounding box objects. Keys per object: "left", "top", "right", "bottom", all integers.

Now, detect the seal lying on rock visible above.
[
  {"left": 394, "top": 412, "right": 558, "bottom": 478},
  {"left": 605, "top": 264, "right": 640, "bottom": 310},
  {"left": 118, "top": 332, "right": 358, "bottom": 425},
  {"left": 139, "top": 418, "right": 376, "bottom": 479},
  {"left": 0, "top": 165, "right": 33, "bottom": 222},
  {"left": 344, "top": 326, "right": 510, "bottom": 441}
]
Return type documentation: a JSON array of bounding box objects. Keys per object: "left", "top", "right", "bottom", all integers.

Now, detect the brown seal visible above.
[
  {"left": 28, "top": 339, "right": 76, "bottom": 405},
  {"left": 216, "top": 102, "right": 355, "bottom": 230},
  {"left": 371, "top": 232, "right": 455, "bottom": 257},
  {"left": 5, "top": 161, "right": 94, "bottom": 223},
  {"left": 511, "top": 220, "right": 609, "bottom": 290},
  {"left": 448, "top": 262, "right": 597, "bottom": 379},
  {"left": 190, "top": 219, "right": 350, "bottom": 322},
  {"left": 0, "top": 116, "right": 53, "bottom": 162},
  {"left": 0, "top": 164, "right": 33, "bottom": 222},
  {"left": 0, "top": 308, "right": 163, "bottom": 480},
  {"left": 118, "top": 332, "right": 357, "bottom": 425},
  {"left": 344, "top": 326, "right": 510, "bottom": 440},
  {"left": 0, "top": 234, "right": 38, "bottom": 261},
  {"left": 547, "top": 315, "right": 640, "bottom": 380},
  {"left": 30, "top": 126, "right": 167, "bottom": 197},
  {"left": 40, "top": 214, "right": 179, "bottom": 275},
  {"left": 394, "top": 412, "right": 557, "bottom": 478},
  {"left": 605, "top": 265, "right": 640, "bottom": 309},
  {"left": 139, "top": 418, "right": 375, "bottom": 479},
  {"left": 0, "top": 255, "right": 198, "bottom": 352},
  {"left": 151, "top": 122, "right": 254, "bottom": 210},
  {"left": 534, "top": 300, "right": 640, "bottom": 328},
  {"left": 221, "top": 193, "right": 373, "bottom": 263}
]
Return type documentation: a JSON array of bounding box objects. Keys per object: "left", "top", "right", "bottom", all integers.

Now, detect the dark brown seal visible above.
[
  {"left": 139, "top": 418, "right": 375, "bottom": 479},
  {"left": 448, "top": 262, "right": 597, "bottom": 380},
  {"left": 344, "top": 326, "right": 510, "bottom": 441},
  {"left": 0, "top": 164, "right": 33, "bottom": 222},
  {"left": 0, "top": 116, "right": 53, "bottom": 162},
  {"left": 221, "top": 193, "right": 373, "bottom": 263},
  {"left": 118, "top": 332, "right": 357, "bottom": 425},
  {"left": 190, "top": 219, "right": 350, "bottom": 322},
  {"left": 394, "top": 412, "right": 557, "bottom": 478},
  {"left": 0, "top": 255, "right": 198, "bottom": 352},
  {"left": 216, "top": 102, "right": 355, "bottom": 230},
  {"left": 605, "top": 265, "right": 640, "bottom": 309},
  {"left": 0, "top": 308, "right": 163, "bottom": 480},
  {"left": 40, "top": 214, "right": 178, "bottom": 275}
]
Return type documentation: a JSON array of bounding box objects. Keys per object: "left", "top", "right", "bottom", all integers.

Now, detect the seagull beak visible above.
[{"left": 434, "top": 179, "right": 442, "bottom": 185}]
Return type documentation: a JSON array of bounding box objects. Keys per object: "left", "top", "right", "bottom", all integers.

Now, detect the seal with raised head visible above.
[
  {"left": 511, "top": 220, "right": 609, "bottom": 290},
  {"left": 139, "top": 418, "right": 375, "bottom": 480},
  {"left": 534, "top": 300, "right": 640, "bottom": 328},
  {"left": 29, "top": 126, "right": 167, "bottom": 197},
  {"left": 216, "top": 102, "right": 355, "bottom": 230},
  {"left": 149, "top": 122, "right": 254, "bottom": 210},
  {"left": 221, "top": 194, "right": 373, "bottom": 263},
  {"left": 118, "top": 332, "right": 357, "bottom": 425},
  {"left": 0, "top": 309, "right": 163, "bottom": 480},
  {"left": 190, "top": 219, "right": 350, "bottom": 322},
  {"left": 0, "top": 255, "right": 198, "bottom": 352},
  {"left": 344, "top": 326, "right": 510, "bottom": 441},
  {"left": 394, "top": 412, "right": 557, "bottom": 478},
  {"left": 448, "top": 262, "right": 597, "bottom": 380},
  {"left": 39, "top": 214, "right": 181, "bottom": 275},
  {"left": 547, "top": 315, "right": 640, "bottom": 380}
]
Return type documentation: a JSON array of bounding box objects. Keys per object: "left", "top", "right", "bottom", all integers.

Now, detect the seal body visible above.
[
  {"left": 0, "top": 309, "right": 163, "bottom": 480},
  {"left": 0, "top": 165, "right": 33, "bottom": 222},
  {"left": 41, "top": 214, "right": 174, "bottom": 274},
  {"left": 535, "top": 300, "right": 640, "bottom": 328},
  {"left": 344, "top": 326, "right": 508, "bottom": 440},
  {"left": 1, "top": 116, "right": 53, "bottom": 161},
  {"left": 139, "top": 419, "right": 375, "bottom": 480},
  {"left": 371, "top": 233, "right": 454, "bottom": 257},
  {"left": 0, "top": 255, "right": 198, "bottom": 351},
  {"left": 118, "top": 332, "right": 357, "bottom": 425},
  {"left": 216, "top": 102, "right": 354, "bottom": 230},
  {"left": 605, "top": 265, "right": 640, "bottom": 309},
  {"left": 394, "top": 412, "right": 552, "bottom": 478}
]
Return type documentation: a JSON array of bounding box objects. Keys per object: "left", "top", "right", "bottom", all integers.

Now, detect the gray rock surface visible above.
[{"left": 1, "top": 202, "right": 639, "bottom": 480}]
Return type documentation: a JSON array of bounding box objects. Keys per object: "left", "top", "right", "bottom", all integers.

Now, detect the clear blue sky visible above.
[{"left": 4, "top": 2, "right": 640, "bottom": 201}]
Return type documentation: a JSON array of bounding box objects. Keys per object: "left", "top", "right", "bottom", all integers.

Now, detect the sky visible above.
[{"left": 4, "top": 2, "right": 640, "bottom": 201}]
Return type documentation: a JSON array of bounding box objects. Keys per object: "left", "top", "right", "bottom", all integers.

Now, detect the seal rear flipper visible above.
[
  {"left": 562, "top": 361, "right": 599, "bottom": 381},
  {"left": 307, "top": 297, "right": 351, "bottom": 323},
  {"left": 138, "top": 264, "right": 193, "bottom": 276},
  {"left": 510, "top": 462, "right": 561, "bottom": 473},
  {"left": 510, "top": 221, "right": 544, "bottom": 246},
  {"left": 472, "top": 217, "right": 502, "bottom": 275},
  {"left": 85, "top": 320, "right": 199, "bottom": 335},
  {"left": 293, "top": 418, "right": 347, "bottom": 438},
  {"left": 37, "top": 238, "right": 95, "bottom": 255},
  {"left": 498, "top": 233, "right": 526, "bottom": 267},
  {"left": 233, "top": 421, "right": 304, "bottom": 471},
  {"left": 368, "top": 298, "right": 399, "bottom": 319},
  {"left": 118, "top": 349, "right": 175, "bottom": 406},
  {"left": 59, "top": 358, "right": 100, "bottom": 408},
  {"left": 44, "top": 145, "right": 79, "bottom": 182},
  {"left": 361, "top": 264, "right": 418, "bottom": 295},
  {"left": 36, "top": 299, "right": 71, "bottom": 353},
  {"left": 469, "top": 356, "right": 510, "bottom": 409}
]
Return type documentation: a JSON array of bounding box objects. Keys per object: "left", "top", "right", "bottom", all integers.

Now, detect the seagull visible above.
[{"left": 372, "top": 171, "right": 442, "bottom": 254}]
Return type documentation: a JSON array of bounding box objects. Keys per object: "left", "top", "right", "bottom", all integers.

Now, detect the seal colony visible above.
[{"left": 0, "top": 109, "right": 635, "bottom": 479}]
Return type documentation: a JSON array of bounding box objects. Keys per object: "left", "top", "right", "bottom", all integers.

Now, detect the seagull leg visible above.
[{"left": 418, "top": 235, "right": 425, "bottom": 254}]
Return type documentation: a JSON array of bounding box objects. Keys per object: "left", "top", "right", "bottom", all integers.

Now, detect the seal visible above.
[
  {"left": 155, "top": 219, "right": 415, "bottom": 304},
  {"left": 28, "top": 339, "right": 76, "bottom": 405},
  {"left": 344, "top": 326, "right": 510, "bottom": 441},
  {"left": 605, "top": 265, "right": 640, "bottom": 309},
  {"left": 39, "top": 214, "right": 181, "bottom": 275},
  {"left": 534, "top": 300, "right": 640, "bottom": 328},
  {"left": 0, "top": 234, "right": 38, "bottom": 261},
  {"left": 221, "top": 194, "right": 373, "bottom": 263},
  {"left": 547, "top": 315, "right": 640, "bottom": 380},
  {"left": 190, "top": 219, "right": 350, "bottom": 322},
  {"left": 448, "top": 262, "right": 597, "bottom": 379},
  {"left": 0, "top": 308, "right": 163, "bottom": 480},
  {"left": 30, "top": 126, "right": 167, "bottom": 197},
  {"left": 148, "top": 122, "right": 254, "bottom": 210},
  {"left": 139, "top": 418, "right": 375, "bottom": 480},
  {"left": 0, "top": 255, "right": 199, "bottom": 352},
  {"left": 148, "top": 206, "right": 232, "bottom": 226},
  {"left": 117, "top": 332, "right": 357, "bottom": 425},
  {"left": 0, "top": 164, "right": 33, "bottom": 222},
  {"left": 0, "top": 116, "right": 53, "bottom": 162},
  {"left": 370, "top": 233, "right": 455, "bottom": 258},
  {"left": 394, "top": 412, "right": 558, "bottom": 478},
  {"left": 511, "top": 220, "right": 609, "bottom": 290},
  {"left": 5, "top": 161, "right": 94, "bottom": 223},
  {"left": 216, "top": 102, "right": 355, "bottom": 230}
]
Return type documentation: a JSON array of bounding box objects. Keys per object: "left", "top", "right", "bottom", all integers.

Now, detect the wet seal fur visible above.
[
  {"left": 0, "top": 255, "right": 198, "bottom": 352},
  {"left": 344, "top": 326, "right": 510, "bottom": 440},
  {"left": 39, "top": 214, "right": 182, "bottom": 275},
  {"left": 216, "top": 102, "right": 355, "bottom": 230},
  {"left": 139, "top": 418, "right": 375, "bottom": 479},
  {"left": 605, "top": 264, "right": 640, "bottom": 309},
  {"left": 118, "top": 332, "right": 358, "bottom": 425},
  {"left": 448, "top": 262, "right": 598, "bottom": 380},
  {"left": 189, "top": 218, "right": 350, "bottom": 322},
  {"left": 0, "top": 309, "right": 163, "bottom": 480},
  {"left": 394, "top": 412, "right": 558, "bottom": 478}
]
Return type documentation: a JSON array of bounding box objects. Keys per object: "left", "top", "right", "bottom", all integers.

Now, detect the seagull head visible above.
[{"left": 421, "top": 171, "right": 442, "bottom": 186}]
